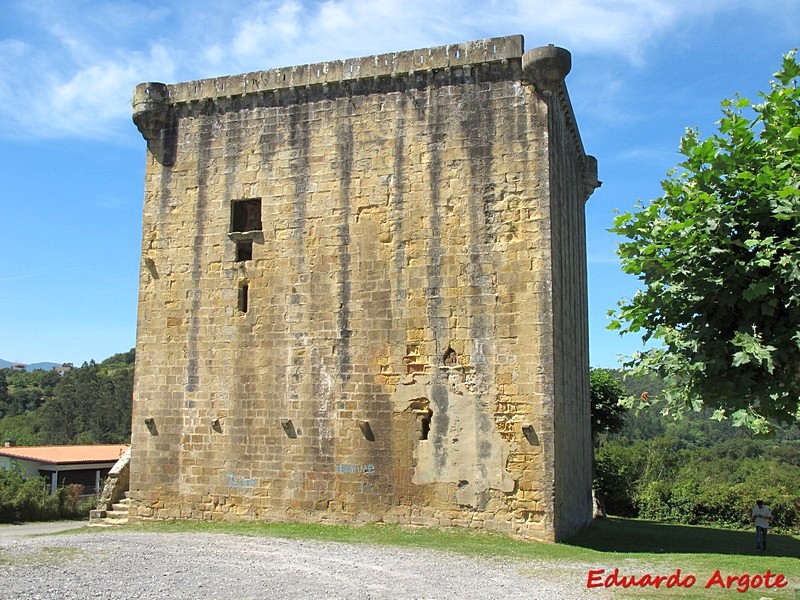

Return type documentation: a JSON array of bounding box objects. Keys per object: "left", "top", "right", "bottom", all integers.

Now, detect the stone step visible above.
[
  {"left": 88, "top": 489, "right": 131, "bottom": 528},
  {"left": 88, "top": 517, "right": 128, "bottom": 528}
]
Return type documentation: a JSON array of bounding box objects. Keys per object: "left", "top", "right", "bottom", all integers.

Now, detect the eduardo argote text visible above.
[{"left": 586, "top": 568, "right": 789, "bottom": 593}]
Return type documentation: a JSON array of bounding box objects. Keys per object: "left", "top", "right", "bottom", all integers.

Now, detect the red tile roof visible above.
[{"left": 0, "top": 445, "right": 129, "bottom": 465}]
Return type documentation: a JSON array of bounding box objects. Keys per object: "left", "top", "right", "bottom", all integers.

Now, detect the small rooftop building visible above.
[{"left": 0, "top": 445, "right": 129, "bottom": 495}]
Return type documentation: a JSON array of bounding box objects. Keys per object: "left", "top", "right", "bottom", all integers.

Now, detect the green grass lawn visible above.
[
  {"left": 568, "top": 518, "right": 800, "bottom": 598},
  {"left": 117, "top": 516, "right": 799, "bottom": 598}
]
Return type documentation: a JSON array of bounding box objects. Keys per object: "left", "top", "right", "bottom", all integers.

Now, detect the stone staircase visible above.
[
  {"left": 89, "top": 492, "right": 131, "bottom": 527},
  {"left": 88, "top": 446, "right": 131, "bottom": 527}
]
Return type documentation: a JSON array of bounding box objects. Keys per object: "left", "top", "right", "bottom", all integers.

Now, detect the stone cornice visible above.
[
  {"left": 522, "top": 44, "right": 599, "bottom": 200},
  {"left": 137, "top": 35, "right": 524, "bottom": 107},
  {"left": 554, "top": 81, "right": 601, "bottom": 201},
  {"left": 132, "top": 33, "right": 598, "bottom": 191}
]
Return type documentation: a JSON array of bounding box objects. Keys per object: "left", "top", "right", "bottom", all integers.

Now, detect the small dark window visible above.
[
  {"left": 409, "top": 399, "right": 432, "bottom": 441},
  {"left": 420, "top": 410, "right": 432, "bottom": 440},
  {"left": 236, "top": 239, "right": 253, "bottom": 262},
  {"left": 443, "top": 347, "right": 457, "bottom": 366},
  {"left": 231, "top": 199, "right": 262, "bottom": 233},
  {"left": 238, "top": 283, "right": 249, "bottom": 313}
]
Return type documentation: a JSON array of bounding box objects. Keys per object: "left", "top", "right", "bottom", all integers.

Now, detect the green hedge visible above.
[
  {"left": 0, "top": 465, "right": 91, "bottom": 523},
  {"left": 595, "top": 437, "right": 800, "bottom": 533}
]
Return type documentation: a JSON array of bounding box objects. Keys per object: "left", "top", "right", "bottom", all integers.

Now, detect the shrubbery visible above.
[
  {"left": 0, "top": 465, "right": 91, "bottom": 523},
  {"left": 595, "top": 435, "right": 800, "bottom": 533},
  {"left": 593, "top": 370, "right": 800, "bottom": 533}
]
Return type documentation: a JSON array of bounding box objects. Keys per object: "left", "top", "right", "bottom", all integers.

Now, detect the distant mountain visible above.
[{"left": 0, "top": 359, "right": 62, "bottom": 371}]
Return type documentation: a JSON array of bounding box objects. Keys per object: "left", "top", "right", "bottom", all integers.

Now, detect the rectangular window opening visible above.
[
  {"left": 236, "top": 239, "right": 253, "bottom": 262},
  {"left": 231, "top": 198, "right": 262, "bottom": 233}
]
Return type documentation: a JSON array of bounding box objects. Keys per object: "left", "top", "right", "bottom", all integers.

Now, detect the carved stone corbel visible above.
[{"left": 132, "top": 82, "right": 177, "bottom": 166}]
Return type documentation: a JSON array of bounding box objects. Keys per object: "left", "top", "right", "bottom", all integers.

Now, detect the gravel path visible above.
[
  {"left": 0, "top": 528, "right": 613, "bottom": 600},
  {"left": 0, "top": 521, "right": 86, "bottom": 538}
]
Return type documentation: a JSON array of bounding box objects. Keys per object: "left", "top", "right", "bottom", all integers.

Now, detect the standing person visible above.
[{"left": 751, "top": 500, "right": 772, "bottom": 551}]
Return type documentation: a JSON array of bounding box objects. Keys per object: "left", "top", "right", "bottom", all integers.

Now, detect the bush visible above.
[
  {"left": 0, "top": 466, "right": 91, "bottom": 523},
  {"left": 595, "top": 438, "right": 648, "bottom": 517},
  {"left": 635, "top": 480, "right": 675, "bottom": 521},
  {"left": 598, "top": 434, "right": 800, "bottom": 533},
  {"left": 58, "top": 484, "right": 91, "bottom": 519}
]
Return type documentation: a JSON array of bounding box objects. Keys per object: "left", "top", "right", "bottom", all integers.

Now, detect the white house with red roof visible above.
[{"left": 0, "top": 443, "right": 129, "bottom": 495}]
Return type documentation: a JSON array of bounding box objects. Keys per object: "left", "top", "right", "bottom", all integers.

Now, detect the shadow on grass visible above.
[{"left": 566, "top": 517, "right": 800, "bottom": 558}]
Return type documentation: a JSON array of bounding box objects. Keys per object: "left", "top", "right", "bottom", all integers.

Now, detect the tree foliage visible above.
[
  {"left": 610, "top": 51, "right": 800, "bottom": 432},
  {"left": 596, "top": 435, "right": 800, "bottom": 532},
  {"left": 0, "top": 464, "right": 89, "bottom": 523},
  {"left": 592, "top": 370, "right": 800, "bottom": 531},
  {"left": 0, "top": 368, "right": 59, "bottom": 419},
  {"left": 589, "top": 368, "right": 627, "bottom": 441},
  {"left": 0, "top": 350, "right": 134, "bottom": 446}
]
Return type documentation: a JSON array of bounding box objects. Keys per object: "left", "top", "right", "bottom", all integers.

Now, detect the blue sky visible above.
[{"left": 0, "top": 0, "right": 798, "bottom": 367}]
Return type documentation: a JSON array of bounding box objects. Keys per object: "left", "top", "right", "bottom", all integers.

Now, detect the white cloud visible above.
[
  {"left": 231, "top": 0, "right": 303, "bottom": 60},
  {"left": 0, "top": 42, "right": 176, "bottom": 140},
  {"left": 0, "top": 1, "right": 177, "bottom": 140},
  {"left": 0, "top": 0, "right": 775, "bottom": 141},
  {"left": 203, "top": 44, "right": 225, "bottom": 67}
]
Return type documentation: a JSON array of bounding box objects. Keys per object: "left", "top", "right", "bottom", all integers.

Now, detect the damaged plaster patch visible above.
[{"left": 393, "top": 374, "right": 514, "bottom": 508}]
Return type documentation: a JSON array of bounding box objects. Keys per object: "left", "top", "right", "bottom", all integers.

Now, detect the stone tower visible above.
[{"left": 130, "top": 35, "right": 599, "bottom": 542}]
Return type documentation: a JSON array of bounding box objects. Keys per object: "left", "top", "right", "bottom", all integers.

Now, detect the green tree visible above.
[
  {"left": 39, "top": 356, "right": 133, "bottom": 445},
  {"left": 0, "top": 371, "right": 8, "bottom": 418},
  {"left": 0, "top": 411, "right": 45, "bottom": 446},
  {"left": 100, "top": 349, "right": 135, "bottom": 368},
  {"left": 610, "top": 51, "right": 800, "bottom": 432},
  {"left": 589, "top": 368, "right": 627, "bottom": 517},
  {"left": 40, "top": 361, "right": 101, "bottom": 444},
  {"left": 589, "top": 368, "right": 627, "bottom": 441},
  {"left": 1, "top": 368, "right": 60, "bottom": 419}
]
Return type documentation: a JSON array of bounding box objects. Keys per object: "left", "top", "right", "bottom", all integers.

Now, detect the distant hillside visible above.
[
  {"left": 0, "top": 359, "right": 61, "bottom": 371},
  {"left": 0, "top": 350, "right": 134, "bottom": 446},
  {"left": 26, "top": 362, "right": 62, "bottom": 371}
]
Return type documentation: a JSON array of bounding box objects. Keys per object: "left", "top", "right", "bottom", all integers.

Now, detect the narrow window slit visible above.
[
  {"left": 409, "top": 399, "right": 433, "bottom": 441},
  {"left": 238, "top": 283, "right": 249, "bottom": 313},
  {"left": 420, "top": 409, "right": 432, "bottom": 440}
]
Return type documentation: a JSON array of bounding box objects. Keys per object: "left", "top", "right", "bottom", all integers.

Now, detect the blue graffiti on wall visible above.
[
  {"left": 336, "top": 464, "right": 376, "bottom": 474},
  {"left": 226, "top": 473, "right": 258, "bottom": 488}
]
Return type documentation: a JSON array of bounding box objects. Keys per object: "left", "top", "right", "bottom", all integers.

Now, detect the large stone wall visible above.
[{"left": 130, "top": 35, "right": 598, "bottom": 541}]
